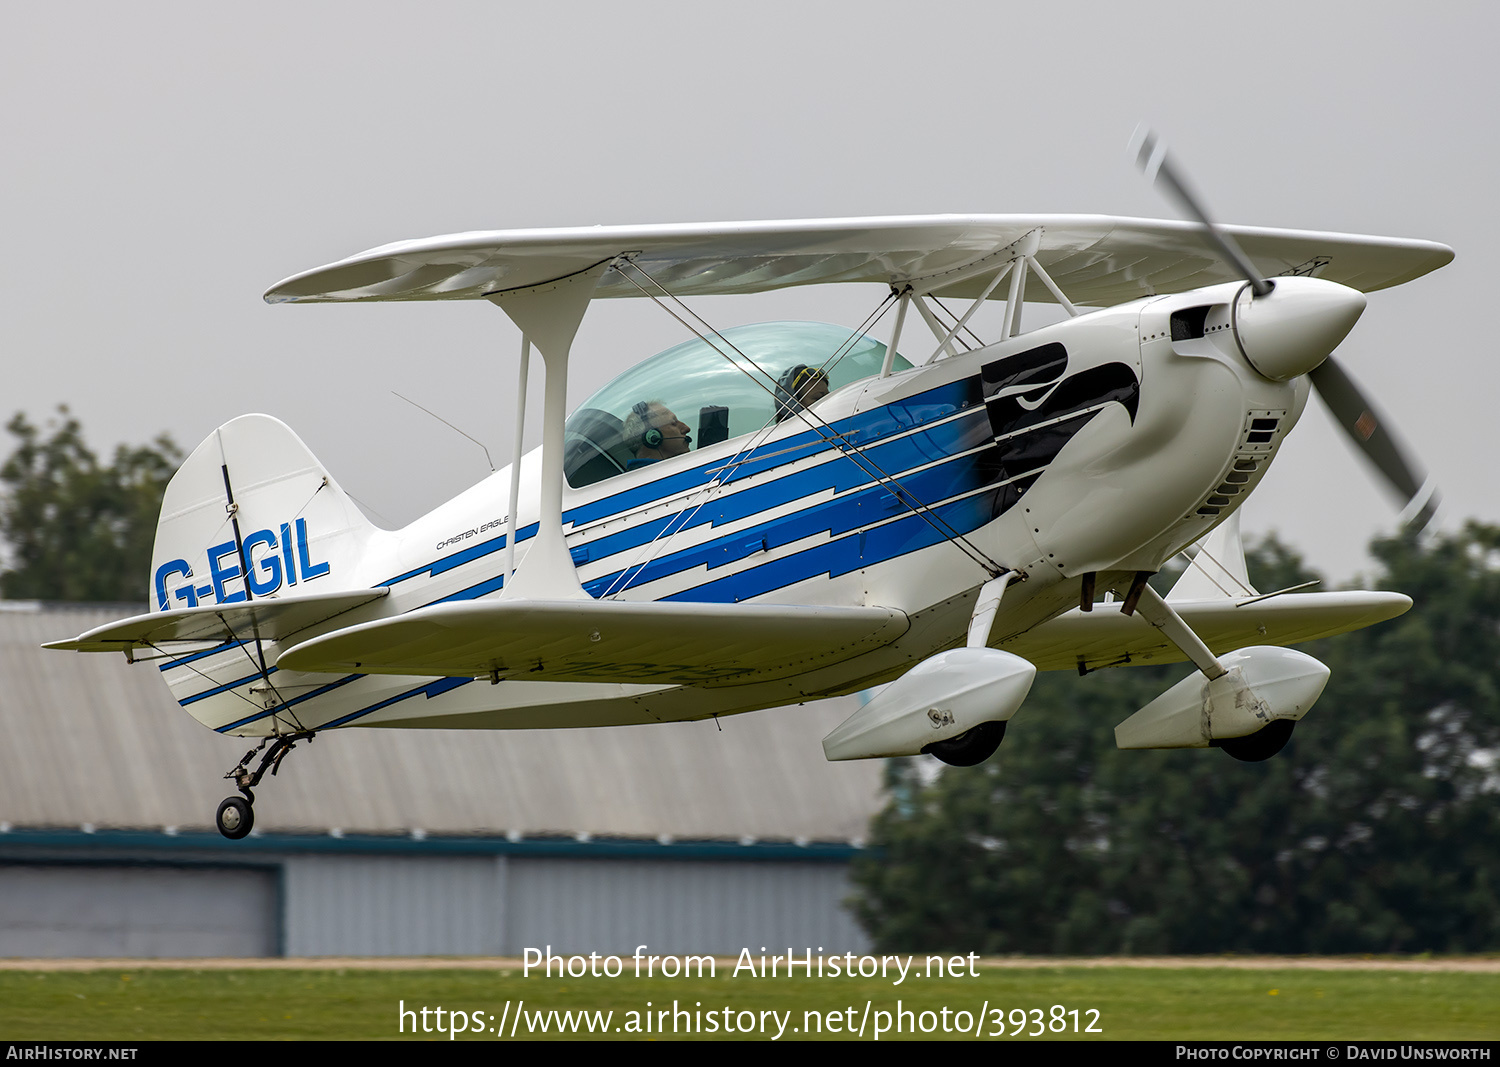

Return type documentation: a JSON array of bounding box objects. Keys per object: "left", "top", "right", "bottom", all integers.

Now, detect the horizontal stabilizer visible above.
[
  {"left": 44, "top": 589, "right": 389, "bottom": 652},
  {"left": 1003, "top": 590, "right": 1410, "bottom": 673},
  {"left": 276, "top": 598, "right": 909, "bottom": 686}
]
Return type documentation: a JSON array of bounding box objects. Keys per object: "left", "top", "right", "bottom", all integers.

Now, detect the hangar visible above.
[{"left": 0, "top": 603, "right": 881, "bottom": 957}]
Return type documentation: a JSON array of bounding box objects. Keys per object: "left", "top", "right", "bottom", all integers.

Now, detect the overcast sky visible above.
[{"left": 2, "top": 2, "right": 1493, "bottom": 585}]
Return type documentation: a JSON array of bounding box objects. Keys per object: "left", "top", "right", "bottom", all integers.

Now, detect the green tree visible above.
[
  {"left": 851, "top": 526, "right": 1500, "bottom": 954},
  {"left": 0, "top": 409, "right": 181, "bottom": 602}
]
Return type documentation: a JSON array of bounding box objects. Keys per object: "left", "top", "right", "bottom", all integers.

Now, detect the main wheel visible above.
[
  {"left": 923, "top": 720, "right": 1007, "bottom": 767},
  {"left": 1220, "top": 718, "right": 1295, "bottom": 762},
  {"left": 216, "top": 796, "right": 254, "bottom": 840}
]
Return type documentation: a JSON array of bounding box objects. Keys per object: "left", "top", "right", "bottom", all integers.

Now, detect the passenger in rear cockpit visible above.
[
  {"left": 774, "top": 365, "right": 830, "bottom": 423},
  {"left": 624, "top": 400, "right": 693, "bottom": 468}
]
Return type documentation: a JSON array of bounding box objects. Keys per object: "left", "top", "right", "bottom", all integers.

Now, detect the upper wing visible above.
[
  {"left": 275, "top": 598, "right": 909, "bottom": 687},
  {"left": 264, "top": 214, "right": 1452, "bottom": 309},
  {"left": 43, "top": 589, "right": 389, "bottom": 652},
  {"left": 1003, "top": 591, "right": 1411, "bottom": 673}
]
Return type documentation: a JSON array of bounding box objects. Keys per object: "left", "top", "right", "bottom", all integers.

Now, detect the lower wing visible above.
[
  {"left": 275, "top": 598, "right": 910, "bottom": 687},
  {"left": 1005, "top": 591, "right": 1410, "bottom": 672}
]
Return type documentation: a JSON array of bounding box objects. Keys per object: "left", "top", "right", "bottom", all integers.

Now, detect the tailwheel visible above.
[
  {"left": 1219, "top": 718, "right": 1295, "bottom": 762},
  {"left": 923, "top": 720, "right": 1007, "bottom": 767},
  {"left": 216, "top": 729, "right": 315, "bottom": 840},
  {"left": 216, "top": 796, "right": 254, "bottom": 840}
]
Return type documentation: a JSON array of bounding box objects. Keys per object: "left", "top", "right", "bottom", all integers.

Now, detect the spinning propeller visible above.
[{"left": 1131, "top": 128, "right": 1439, "bottom": 532}]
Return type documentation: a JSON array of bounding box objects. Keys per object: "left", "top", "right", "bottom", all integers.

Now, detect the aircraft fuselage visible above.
[{"left": 166, "top": 281, "right": 1306, "bottom": 735}]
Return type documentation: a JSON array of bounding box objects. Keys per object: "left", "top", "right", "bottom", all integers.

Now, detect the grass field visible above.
[{"left": 2, "top": 959, "right": 1497, "bottom": 1041}]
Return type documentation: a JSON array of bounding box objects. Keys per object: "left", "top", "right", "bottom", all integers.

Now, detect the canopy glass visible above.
[{"left": 563, "top": 321, "right": 910, "bottom": 488}]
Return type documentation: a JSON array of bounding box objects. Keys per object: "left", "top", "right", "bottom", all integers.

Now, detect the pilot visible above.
[
  {"left": 773, "top": 364, "right": 830, "bottom": 423},
  {"left": 624, "top": 400, "right": 692, "bottom": 468}
]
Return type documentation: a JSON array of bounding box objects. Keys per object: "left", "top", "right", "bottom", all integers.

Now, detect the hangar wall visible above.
[
  {"left": 1, "top": 604, "right": 883, "bottom": 958},
  {"left": 0, "top": 862, "right": 279, "bottom": 958},
  {"left": 0, "top": 836, "right": 868, "bottom": 958}
]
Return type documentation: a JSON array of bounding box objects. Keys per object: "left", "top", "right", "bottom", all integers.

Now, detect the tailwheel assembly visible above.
[{"left": 215, "top": 730, "right": 315, "bottom": 840}]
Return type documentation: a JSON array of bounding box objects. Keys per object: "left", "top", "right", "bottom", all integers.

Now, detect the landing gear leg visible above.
[
  {"left": 1126, "top": 582, "right": 1229, "bottom": 682},
  {"left": 215, "top": 730, "right": 315, "bottom": 840}
]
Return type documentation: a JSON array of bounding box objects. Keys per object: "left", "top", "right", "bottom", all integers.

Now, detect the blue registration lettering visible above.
[
  {"left": 296, "top": 518, "right": 330, "bottom": 581},
  {"left": 243, "top": 529, "right": 283, "bottom": 597},
  {"left": 280, "top": 523, "right": 298, "bottom": 586},
  {"left": 207, "top": 540, "right": 248, "bottom": 603},
  {"left": 154, "top": 559, "right": 192, "bottom": 611}
]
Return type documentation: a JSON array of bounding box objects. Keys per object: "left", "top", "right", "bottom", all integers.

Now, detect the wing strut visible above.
[
  {"left": 902, "top": 228, "right": 1088, "bottom": 361},
  {"left": 966, "top": 571, "right": 1018, "bottom": 648},
  {"left": 879, "top": 289, "right": 910, "bottom": 378},
  {"left": 486, "top": 259, "right": 613, "bottom": 601},
  {"left": 1128, "top": 584, "right": 1228, "bottom": 682},
  {"left": 504, "top": 335, "right": 531, "bottom": 582}
]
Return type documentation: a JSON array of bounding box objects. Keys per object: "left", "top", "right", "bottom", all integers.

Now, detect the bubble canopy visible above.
[{"left": 563, "top": 321, "right": 911, "bottom": 488}]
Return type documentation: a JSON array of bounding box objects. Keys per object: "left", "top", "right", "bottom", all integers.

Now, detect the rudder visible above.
[{"left": 151, "top": 414, "right": 378, "bottom": 611}]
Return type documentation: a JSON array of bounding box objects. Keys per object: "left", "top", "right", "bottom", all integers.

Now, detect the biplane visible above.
[{"left": 47, "top": 138, "right": 1453, "bottom": 838}]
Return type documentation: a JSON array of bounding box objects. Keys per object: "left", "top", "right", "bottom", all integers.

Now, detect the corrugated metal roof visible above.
[{"left": 1, "top": 605, "right": 885, "bottom": 841}]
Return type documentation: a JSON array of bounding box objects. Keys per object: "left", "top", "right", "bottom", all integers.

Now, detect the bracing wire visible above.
[
  {"left": 597, "top": 294, "right": 903, "bottom": 599},
  {"left": 609, "top": 259, "right": 1009, "bottom": 578}
]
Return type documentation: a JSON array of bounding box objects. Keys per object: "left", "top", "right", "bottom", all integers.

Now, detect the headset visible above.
[{"left": 632, "top": 401, "right": 664, "bottom": 450}]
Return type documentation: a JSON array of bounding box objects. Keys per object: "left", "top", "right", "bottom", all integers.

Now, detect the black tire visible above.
[
  {"left": 216, "top": 796, "right": 254, "bottom": 840},
  {"left": 923, "top": 720, "right": 1007, "bottom": 767},
  {"left": 1220, "top": 718, "right": 1295, "bottom": 762}
]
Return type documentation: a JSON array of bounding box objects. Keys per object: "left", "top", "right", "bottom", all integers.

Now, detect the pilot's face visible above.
[
  {"left": 800, "top": 376, "right": 830, "bottom": 406},
  {"left": 657, "top": 409, "right": 692, "bottom": 457}
]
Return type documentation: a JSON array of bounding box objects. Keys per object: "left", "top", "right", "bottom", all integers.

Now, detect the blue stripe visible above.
[
  {"left": 429, "top": 572, "right": 506, "bottom": 605},
  {"left": 211, "top": 669, "right": 473, "bottom": 734},
  {"left": 181, "top": 667, "right": 272, "bottom": 707},
  {"left": 568, "top": 406, "right": 992, "bottom": 570},
  {"left": 159, "top": 639, "right": 247, "bottom": 672},
  {"left": 214, "top": 673, "right": 367, "bottom": 732},
  {"left": 558, "top": 377, "right": 980, "bottom": 527},
  {"left": 319, "top": 675, "right": 475, "bottom": 729},
  {"left": 582, "top": 444, "right": 1012, "bottom": 598},
  {"left": 661, "top": 481, "right": 1030, "bottom": 605},
  {"left": 380, "top": 522, "right": 539, "bottom": 587}
]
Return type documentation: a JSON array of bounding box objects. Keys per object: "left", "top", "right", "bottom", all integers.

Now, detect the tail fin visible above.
[{"left": 151, "top": 415, "right": 378, "bottom": 611}]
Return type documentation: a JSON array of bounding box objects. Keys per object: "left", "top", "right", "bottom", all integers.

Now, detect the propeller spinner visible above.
[{"left": 1131, "top": 127, "right": 1440, "bottom": 532}]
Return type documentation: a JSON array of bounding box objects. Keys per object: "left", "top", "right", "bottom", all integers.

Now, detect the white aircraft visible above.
[{"left": 47, "top": 138, "right": 1452, "bottom": 839}]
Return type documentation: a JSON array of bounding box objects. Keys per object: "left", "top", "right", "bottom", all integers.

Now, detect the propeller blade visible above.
[
  {"left": 1130, "top": 127, "right": 1273, "bottom": 297},
  {"left": 1128, "top": 126, "right": 1435, "bottom": 532},
  {"left": 1308, "top": 356, "right": 1440, "bottom": 532}
]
